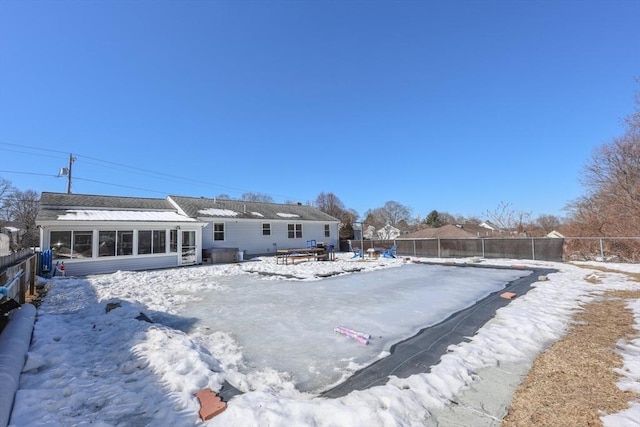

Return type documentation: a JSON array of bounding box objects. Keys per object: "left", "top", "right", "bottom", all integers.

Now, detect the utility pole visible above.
[{"left": 67, "top": 153, "right": 76, "bottom": 194}]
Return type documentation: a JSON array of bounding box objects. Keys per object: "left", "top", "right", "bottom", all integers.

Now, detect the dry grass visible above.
[{"left": 503, "top": 267, "right": 640, "bottom": 427}]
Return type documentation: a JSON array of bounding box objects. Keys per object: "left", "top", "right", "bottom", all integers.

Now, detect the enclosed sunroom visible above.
[{"left": 36, "top": 192, "right": 205, "bottom": 276}]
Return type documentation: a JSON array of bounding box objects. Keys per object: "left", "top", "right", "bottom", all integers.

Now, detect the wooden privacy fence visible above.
[{"left": 0, "top": 250, "right": 38, "bottom": 304}]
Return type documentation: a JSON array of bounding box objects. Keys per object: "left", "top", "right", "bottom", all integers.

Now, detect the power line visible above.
[
  {"left": 1, "top": 142, "right": 259, "bottom": 194},
  {"left": 1, "top": 142, "right": 309, "bottom": 201},
  {"left": 1, "top": 170, "right": 168, "bottom": 195},
  {"left": 0, "top": 141, "right": 70, "bottom": 156},
  {"left": 0, "top": 170, "right": 58, "bottom": 178},
  {"left": 0, "top": 147, "right": 69, "bottom": 161}
]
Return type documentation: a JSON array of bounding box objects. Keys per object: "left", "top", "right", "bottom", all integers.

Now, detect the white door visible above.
[{"left": 181, "top": 230, "right": 196, "bottom": 265}]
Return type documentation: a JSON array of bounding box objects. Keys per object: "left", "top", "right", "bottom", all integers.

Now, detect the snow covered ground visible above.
[{"left": 9, "top": 254, "right": 640, "bottom": 426}]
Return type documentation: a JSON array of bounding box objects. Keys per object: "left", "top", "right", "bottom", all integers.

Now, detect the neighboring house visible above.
[
  {"left": 478, "top": 221, "right": 501, "bottom": 232},
  {"left": 353, "top": 224, "right": 377, "bottom": 241},
  {"left": 546, "top": 230, "right": 565, "bottom": 238},
  {"left": 1, "top": 222, "right": 25, "bottom": 250},
  {"left": 36, "top": 192, "right": 204, "bottom": 277},
  {"left": 167, "top": 196, "right": 340, "bottom": 256},
  {"left": 363, "top": 225, "right": 377, "bottom": 240},
  {"left": 0, "top": 233, "right": 9, "bottom": 256},
  {"left": 452, "top": 223, "right": 498, "bottom": 237},
  {"left": 401, "top": 223, "right": 489, "bottom": 239},
  {"left": 376, "top": 224, "right": 401, "bottom": 240}
]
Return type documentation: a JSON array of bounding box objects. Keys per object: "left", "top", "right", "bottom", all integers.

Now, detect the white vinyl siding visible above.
[
  {"left": 41, "top": 224, "right": 201, "bottom": 276},
  {"left": 201, "top": 219, "right": 339, "bottom": 256}
]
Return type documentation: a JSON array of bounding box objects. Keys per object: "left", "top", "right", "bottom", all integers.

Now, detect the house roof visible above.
[
  {"left": 546, "top": 230, "right": 565, "bottom": 238},
  {"left": 168, "top": 195, "right": 340, "bottom": 222},
  {"left": 37, "top": 192, "right": 196, "bottom": 223},
  {"left": 478, "top": 220, "right": 501, "bottom": 231},
  {"left": 451, "top": 223, "right": 498, "bottom": 237},
  {"left": 379, "top": 224, "right": 400, "bottom": 231},
  {"left": 401, "top": 224, "right": 494, "bottom": 239}
]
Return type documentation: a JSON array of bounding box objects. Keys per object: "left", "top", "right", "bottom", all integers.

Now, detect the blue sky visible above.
[{"left": 1, "top": 0, "right": 638, "bottom": 221}]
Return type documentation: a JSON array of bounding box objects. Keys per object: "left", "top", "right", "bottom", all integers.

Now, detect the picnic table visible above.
[{"left": 276, "top": 246, "right": 334, "bottom": 265}]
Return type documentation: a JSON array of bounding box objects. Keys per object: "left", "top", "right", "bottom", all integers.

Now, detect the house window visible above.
[
  {"left": 51, "top": 230, "right": 93, "bottom": 259},
  {"left": 118, "top": 231, "right": 133, "bottom": 256},
  {"left": 324, "top": 224, "right": 330, "bottom": 238},
  {"left": 137, "top": 230, "right": 166, "bottom": 255},
  {"left": 73, "top": 231, "right": 93, "bottom": 258},
  {"left": 138, "top": 231, "right": 152, "bottom": 254},
  {"left": 262, "top": 223, "right": 271, "bottom": 236},
  {"left": 153, "top": 230, "right": 166, "bottom": 254},
  {"left": 99, "top": 231, "right": 116, "bottom": 257},
  {"left": 50, "top": 231, "right": 71, "bottom": 259},
  {"left": 287, "top": 223, "right": 302, "bottom": 239},
  {"left": 213, "top": 223, "right": 225, "bottom": 241},
  {"left": 98, "top": 230, "right": 132, "bottom": 257}
]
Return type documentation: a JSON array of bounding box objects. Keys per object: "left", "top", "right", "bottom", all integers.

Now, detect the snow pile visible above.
[{"left": 8, "top": 255, "right": 640, "bottom": 426}]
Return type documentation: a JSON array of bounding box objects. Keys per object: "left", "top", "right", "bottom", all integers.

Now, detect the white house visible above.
[
  {"left": 0, "top": 233, "right": 9, "bottom": 256},
  {"left": 36, "top": 192, "right": 205, "bottom": 276},
  {"left": 36, "top": 192, "right": 341, "bottom": 276},
  {"left": 376, "top": 224, "right": 401, "bottom": 240},
  {"left": 546, "top": 230, "right": 565, "bottom": 238},
  {"left": 478, "top": 221, "right": 501, "bottom": 232},
  {"left": 167, "top": 195, "right": 340, "bottom": 256}
]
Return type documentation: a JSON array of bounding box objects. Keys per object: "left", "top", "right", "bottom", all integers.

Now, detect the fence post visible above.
[
  {"left": 599, "top": 238, "right": 605, "bottom": 261},
  {"left": 482, "top": 239, "right": 485, "bottom": 258},
  {"left": 19, "top": 266, "right": 26, "bottom": 304},
  {"left": 531, "top": 238, "right": 536, "bottom": 261},
  {"left": 30, "top": 255, "right": 36, "bottom": 295},
  {"left": 437, "top": 238, "right": 441, "bottom": 258},
  {"left": 413, "top": 239, "right": 416, "bottom": 257}
]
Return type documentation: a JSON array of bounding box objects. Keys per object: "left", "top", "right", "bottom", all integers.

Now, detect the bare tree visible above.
[
  {"left": 436, "top": 211, "right": 457, "bottom": 225},
  {"left": 339, "top": 208, "right": 360, "bottom": 239},
  {"left": 455, "top": 214, "right": 482, "bottom": 224},
  {"left": 314, "top": 192, "right": 346, "bottom": 219},
  {"left": 362, "top": 201, "right": 412, "bottom": 237},
  {"left": 0, "top": 178, "right": 16, "bottom": 221},
  {"left": 483, "top": 201, "right": 531, "bottom": 234},
  {"left": 363, "top": 208, "right": 385, "bottom": 231},
  {"left": 5, "top": 189, "right": 40, "bottom": 249},
  {"left": 381, "top": 201, "right": 412, "bottom": 226},
  {"left": 535, "top": 214, "right": 562, "bottom": 234},
  {"left": 568, "top": 94, "right": 640, "bottom": 237}
]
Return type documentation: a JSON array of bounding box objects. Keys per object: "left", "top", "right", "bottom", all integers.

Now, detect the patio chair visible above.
[
  {"left": 383, "top": 244, "right": 397, "bottom": 258},
  {"left": 348, "top": 240, "right": 362, "bottom": 258}
]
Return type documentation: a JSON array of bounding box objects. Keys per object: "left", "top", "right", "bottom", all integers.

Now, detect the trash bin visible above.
[{"left": 238, "top": 251, "right": 244, "bottom": 262}]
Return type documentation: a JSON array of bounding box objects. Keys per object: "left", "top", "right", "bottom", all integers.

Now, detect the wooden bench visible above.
[{"left": 287, "top": 253, "right": 316, "bottom": 264}]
